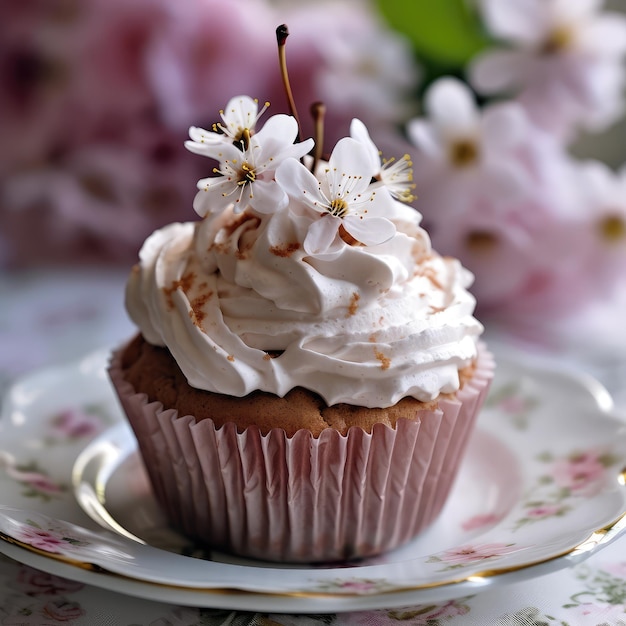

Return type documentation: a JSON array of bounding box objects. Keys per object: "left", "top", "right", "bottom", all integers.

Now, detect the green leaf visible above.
[{"left": 376, "top": 0, "right": 490, "bottom": 67}]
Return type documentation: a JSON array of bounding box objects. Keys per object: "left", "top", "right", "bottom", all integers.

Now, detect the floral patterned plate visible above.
[{"left": 1, "top": 348, "right": 626, "bottom": 613}]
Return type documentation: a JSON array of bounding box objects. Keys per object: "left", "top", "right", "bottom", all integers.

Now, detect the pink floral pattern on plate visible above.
[
  {"left": 485, "top": 379, "right": 539, "bottom": 430},
  {"left": 9, "top": 518, "right": 90, "bottom": 554},
  {"left": 427, "top": 543, "right": 523, "bottom": 571},
  {"left": 335, "top": 598, "right": 471, "bottom": 625},
  {"left": 0, "top": 457, "right": 67, "bottom": 502},
  {"left": 46, "top": 406, "right": 108, "bottom": 443},
  {"left": 512, "top": 447, "right": 621, "bottom": 531}
]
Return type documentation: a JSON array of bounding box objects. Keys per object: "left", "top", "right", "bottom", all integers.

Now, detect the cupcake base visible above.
[{"left": 108, "top": 344, "right": 494, "bottom": 563}]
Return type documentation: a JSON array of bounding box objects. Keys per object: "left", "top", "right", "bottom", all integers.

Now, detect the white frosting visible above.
[{"left": 126, "top": 200, "right": 484, "bottom": 407}]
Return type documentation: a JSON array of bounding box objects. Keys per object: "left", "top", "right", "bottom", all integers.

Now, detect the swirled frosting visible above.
[{"left": 125, "top": 198, "right": 484, "bottom": 407}]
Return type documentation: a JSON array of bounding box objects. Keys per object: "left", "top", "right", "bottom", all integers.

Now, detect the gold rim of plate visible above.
[{"left": 1, "top": 506, "right": 626, "bottom": 600}]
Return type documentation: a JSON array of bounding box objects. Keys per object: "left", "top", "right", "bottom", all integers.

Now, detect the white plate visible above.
[{"left": 1, "top": 348, "right": 626, "bottom": 613}]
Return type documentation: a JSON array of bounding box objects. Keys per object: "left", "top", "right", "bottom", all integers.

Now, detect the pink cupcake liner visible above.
[{"left": 108, "top": 344, "right": 494, "bottom": 563}]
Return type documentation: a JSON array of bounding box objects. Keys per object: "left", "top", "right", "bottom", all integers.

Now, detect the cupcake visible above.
[{"left": 108, "top": 82, "right": 493, "bottom": 562}]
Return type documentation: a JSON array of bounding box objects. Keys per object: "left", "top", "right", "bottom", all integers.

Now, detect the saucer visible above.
[{"left": 1, "top": 348, "right": 625, "bottom": 612}]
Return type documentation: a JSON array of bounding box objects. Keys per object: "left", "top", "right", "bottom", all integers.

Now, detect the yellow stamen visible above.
[
  {"left": 450, "top": 140, "right": 479, "bottom": 167},
  {"left": 599, "top": 214, "right": 626, "bottom": 243}
]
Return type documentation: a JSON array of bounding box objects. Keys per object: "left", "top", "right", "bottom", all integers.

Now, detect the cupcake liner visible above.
[{"left": 108, "top": 344, "right": 494, "bottom": 563}]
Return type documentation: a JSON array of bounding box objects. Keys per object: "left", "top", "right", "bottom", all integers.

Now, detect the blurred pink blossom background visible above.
[
  {"left": 1, "top": 0, "right": 626, "bottom": 334},
  {"left": 0, "top": 0, "right": 417, "bottom": 267}
]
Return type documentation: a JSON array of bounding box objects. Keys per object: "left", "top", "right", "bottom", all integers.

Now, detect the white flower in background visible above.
[
  {"left": 276, "top": 137, "right": 397, "bottom": 256},
  {"left": 577, "top": 160, "right": 626, "bottom": 259},
  {"left": 350, "top": 118, "right": 416, "bottom": 203},
  {"left": 316, "top": 14, "right": 420, "bottom": 123},
  {"left": 406, "top": 77, "right": 530, "bottom": 220},
  {"left": 280, "top": 0, "right": 420, "bottom": 127},
  {"left": 185, "top": 95, "right": 270, "bottom": 154},
  {"left": 190, "top": 113, "right": 313, "bottom": 216},
  {"left": 469, "top": 0, "right": 626, "bottom": 138}
]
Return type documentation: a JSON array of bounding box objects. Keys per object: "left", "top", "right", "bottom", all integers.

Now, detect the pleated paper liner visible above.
[{"left": 108, "top": 344, "right": 494, "bottom": 563}]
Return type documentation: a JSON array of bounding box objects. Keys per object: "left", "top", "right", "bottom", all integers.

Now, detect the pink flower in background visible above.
[
  {"left": 42, "top": 598, "right": 85, "bottom": 622},
  {"left": 0, "top": 0, "right": 417, "bottom": 268},
  {"left": 407, "top": 78, "right": 531, "bottom": 220},
  {"left": 574, "top": 161, "right": 626, "bottom": 290},
  {"left": 306, "top": 1, "right": 419, "bottom": 126},
  {"left": 14, "top": 565, "right": 84, "bottom": 596},
  {"left": 338, "top": 599, "right": 470, "bottom": 625},
  {"left": 2, "top": 599, "right": 85, "bottom": 626},
  {"left": 264, "top": 0, "right": 421, "bottom": 147},
  {"left": 144, "top": 0, "right": 277, "bottom": 131},
  {"left": 1, "top": 135, "right": 197, "bottom": 266},
  {"left": 0, "top": 0, "right": 625, "bottom": 331},
  {"left": 469, "top": 0, "right": 626, "bottom": 139}
]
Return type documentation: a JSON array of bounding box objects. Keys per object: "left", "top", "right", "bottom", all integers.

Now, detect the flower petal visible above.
[
  {"left": 481, "top": 103, "right": 528, "bottom": 151},
  {"left": 329, "top": 137, "right": 376, "bottom": 184},
  {"left": 275, "top": 158, "right": 325, "bottom": 211},
  {"left": 221, "top": 95, "right": 260, "bottom": 134},
  {"left": 253, "top": 115, "right": 314, "bottom": 165},
  {"left": 188, "top": 140, "right": 242, "bottom": 164},
  {"left": 192, "top": 182, "right": 235, "bottom": 217},
  {"left": 424, "top": 78, "right": 479, "bottom": 134},
  {"left": 406, "top": 120, "right": 445, "bottom": 159},
  {"left": 349, "top": 118, "right": 381, "bottom": 174},
  {"left": 343, "top": 215, "right": 396, "bottom": 246},
  {"left": 480, "top": 0, "right": 546, "bottom": 44},
  {"left": 469, "top": 50, "right": 531, "bottom": 94},
  {"left": 581, "top": 15, "right": 626, "bottom": 56},
  {"left": 303, "top": 215, "right": 341, "bottom": 256},
  {"left": 249, "top": 179, "right": 289, "bottom": 214}
]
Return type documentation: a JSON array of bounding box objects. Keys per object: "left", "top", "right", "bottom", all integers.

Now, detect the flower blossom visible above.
[
  {"left": 276, "top": 137, "right": 397, "bottom": 256},
  {"left": 575, "top": 160, "right": 626, "bottom": 290},
  {"left": 274, "top": 0, "right": 421, "bottom": 147},
  {"left": 406, "top": 77, "right": 530, "bottom": 221},
  {"left": 186, "top": 95, "right": 270, "bottom": 153},
  {"left": 189, "top": 112, "right": 313, "bottom": 216},
  {"left": 469, "top": 0, "right": 626, "bottom": 139},
  {"left": 551, "top": 450, "right": 611, "bottom": 495},
  {"left": 350, "top": 118, "right": 416, "bottom": 203},
  {"left": 437, "top": 542, "right": 520, "bottom": 565}
]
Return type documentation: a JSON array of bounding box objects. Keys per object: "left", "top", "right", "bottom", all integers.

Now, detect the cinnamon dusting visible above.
[
  {"left": 347, "top": 291, "right": 360, "bottom": 316},
  {"left": 374, "top": 349, "right": 391, "bottom": 370},
  {"left": 269, "top": 242, "right": 301, "bottom": 257},
  {"left": 189, "top": 290, "right": 214, "bottom": 329},
  {"left": 163, "top": 272, "right": 196, "bottom": 310}
]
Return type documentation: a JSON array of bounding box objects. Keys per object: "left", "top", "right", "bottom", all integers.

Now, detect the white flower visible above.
[
  {"left": 316, "top": 16, "right": 420, "bottom": 122},
  {"left": 350, "top": 118, "right": 416, "bottom": 203},
  {"left": 281, "top": 1, "right": 420, "bottom": 123},
  {"left": 469, "top": 0, "right": 626, "bottom": 137},
  {"left": 406, "top": 77, "right": 530, "bottom": 219},
  {"left": 578, "top": 160, "right": 626, "bottom": 248},
  {"left": 192, "top": 113, "right": 314, "bottom": 216},
  {"left": 276, "top": 137, "right": 397, "bottom": 256},
  {"left": 185, "top": 95, "right": 269, "bottom": 156}
]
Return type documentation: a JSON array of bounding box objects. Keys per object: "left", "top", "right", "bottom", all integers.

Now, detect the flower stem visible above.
[
  {"left": 310, "top": 101, "right": 325, "bottom": 173},
  {"left": 276, "top": 24, "right": 302, "bottom": 141}
]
